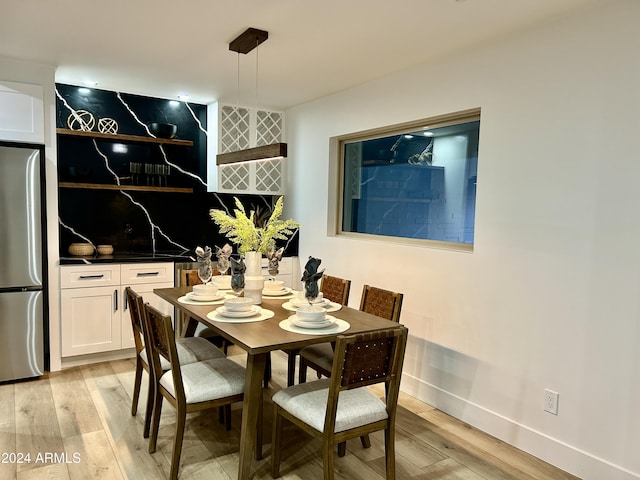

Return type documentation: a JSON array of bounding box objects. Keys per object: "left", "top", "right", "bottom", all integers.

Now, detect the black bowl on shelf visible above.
[{"left": 149, "top": 122, "right": 177, "bottom": 139}]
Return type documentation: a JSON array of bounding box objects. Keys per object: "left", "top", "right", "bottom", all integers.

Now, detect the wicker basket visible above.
[
  {"left": 97, "top": 244, "right": 114, "bottom": 255},
  {"left": 68, "top": 243, "right": 95, "bottom": 256}
]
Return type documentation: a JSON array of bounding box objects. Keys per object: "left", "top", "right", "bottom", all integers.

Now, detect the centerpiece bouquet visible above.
[{"left": 209, "top": 196, "right": 299, "bottom": 255}]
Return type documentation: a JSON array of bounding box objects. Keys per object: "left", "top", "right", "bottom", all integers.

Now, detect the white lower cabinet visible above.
[{"left": 61, "top": 263, "right": 173, "bottom": 357}]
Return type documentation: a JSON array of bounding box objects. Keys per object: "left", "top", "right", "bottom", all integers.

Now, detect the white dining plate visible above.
[
  {"left": 289, "top": 297, "right": 330, "bottom": 308},
  {"left": 262, "top": 287, "right": 291, "bottom": 297},
  {"left": 282, "top": 301, "right": 342, "bottom": 313},
  {"left": 215, "top": 305, "right": 262, "bottom": 318},
  {"left": 279, "top": 318, "right": 350, "bottom": 335},
  {"left": 187, "top": 291, "right": 225, "bottom": 302},
  {"left": 289, "top": 314, "right": 336, "bottom": 329},
  {"left": 207, "top": 308, "right": 275, "bottom": 324}
]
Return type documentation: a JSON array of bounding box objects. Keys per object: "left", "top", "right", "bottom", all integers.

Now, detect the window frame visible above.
[{"left": 328, "top": 108, "right": 480, "bottom": 252}]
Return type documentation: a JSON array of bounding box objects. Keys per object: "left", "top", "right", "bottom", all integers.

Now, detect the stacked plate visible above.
[
  {"left": 262, "top": 280, "right": 290, "bottom": 297},
  {"left": 188, "top": 284, "right": 223, "bottom": 302},
  {"left": 289, "top": 305, "right": 335, "bottom": 329},
  {"left": 216, "top": 297, "right": 261, "bottom": 318}
]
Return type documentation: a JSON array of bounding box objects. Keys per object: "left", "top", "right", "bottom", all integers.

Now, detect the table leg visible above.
[{"left": 238, "top": 352, "right": 267, "bottom": 480}]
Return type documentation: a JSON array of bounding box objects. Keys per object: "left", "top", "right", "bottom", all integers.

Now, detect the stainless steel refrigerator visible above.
[{"left": 0, "top": 141, "right": 47, "bottom": 382}]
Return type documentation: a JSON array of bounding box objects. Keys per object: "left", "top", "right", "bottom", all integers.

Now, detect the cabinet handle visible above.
[
  {"left": 114, "top": 289, "right": 118, "bottom": 311},
  {"left": 79, "top": 274, "right": 104, "bottom": 279},
  {"left": 136, "top": 272, "right": 160, "bottom": 277}
]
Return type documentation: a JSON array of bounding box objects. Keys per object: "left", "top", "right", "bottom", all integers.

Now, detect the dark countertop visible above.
[{"left": 59, "top": 251, "right": 196, "bottom": 265}]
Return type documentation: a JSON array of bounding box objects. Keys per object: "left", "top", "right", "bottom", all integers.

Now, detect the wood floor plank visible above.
[
  {"left": 14, "top": 379, "right": 65, "bottom": 474},
  {"left": 49, "top": 367, "right": 103, "bottom": 438},
  {"left": 419, "top": 409, "right": 580, "bottom": 480},
  {"left": 15, "top": 463, "right": 70, "bottom": 480},
  {"left": 62, "top": 430, "right": 124, "bottom": 480},
  {"left": 89, "top": 384, "right": 166, "bottom": 479},
  {"left": 0, "top": 349, "right": 581, "bottom": 480}
]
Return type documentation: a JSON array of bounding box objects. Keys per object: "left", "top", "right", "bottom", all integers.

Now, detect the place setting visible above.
[
  {"left": 178, "top": 283, "right": 232, "bottom": 305},
  {"left": 279, "top": 304, "right": 350, "bottom": 335},
  {"left": 282, "top": 291, "right": 342, "bottom": 313},
  {"left": 262, "top": 279, "right": 296, "bottom": 299},
  {"left": 207, "top": 296, "right": 275, "bottom": 323}
]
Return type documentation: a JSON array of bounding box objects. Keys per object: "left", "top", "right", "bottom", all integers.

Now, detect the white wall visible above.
[
  {"left": 0, "top": 57, "right": 61, "bottom": 371},
  {"left": 284, "top": 1, "right": 640, "bottom": 479}
]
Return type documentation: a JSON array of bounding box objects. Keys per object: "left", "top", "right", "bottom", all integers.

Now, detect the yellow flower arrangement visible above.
[{"left": 209, "top": 196, "right": 300, "bottom": 255}]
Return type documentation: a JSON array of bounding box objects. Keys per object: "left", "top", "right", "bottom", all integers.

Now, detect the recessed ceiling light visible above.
[{"left": 177, "top": 94, "right": 190, "bottom": 101}]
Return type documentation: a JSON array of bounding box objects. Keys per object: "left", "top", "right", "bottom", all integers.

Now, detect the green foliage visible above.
[{"left": 209, "top": 196, "right": 300, "bottom": 255}]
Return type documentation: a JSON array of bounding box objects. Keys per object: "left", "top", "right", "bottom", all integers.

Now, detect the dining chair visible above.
[
  {"left": 125, "top": 287, "right": 227, "bottom": 439},
  {"left": 271, "top": 327, "right": 408, "bottom": 480},
  {"left": 143, "top": 303, "right": 249, "bottom": 480},
  {"left": 297, "top": 284, "right": 403, "bottom": 456},
  {"left": 298, "top": 284, "right": 403, "bottom": 383},
  {"left": 284, "top": 274, "right": 351, "bottom": 387}
]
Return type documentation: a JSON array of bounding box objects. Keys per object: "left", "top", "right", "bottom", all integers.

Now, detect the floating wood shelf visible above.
[
  {"left": 58, "top": 182, "right": 193, "bottom": 193},
  {"left": 56, "top": 128, "right": 193, "bottom": 147}
]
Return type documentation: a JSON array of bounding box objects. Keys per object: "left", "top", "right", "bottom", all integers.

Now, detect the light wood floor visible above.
[{"left": 0, "top": 347, "right": 580, "bottom": 480}]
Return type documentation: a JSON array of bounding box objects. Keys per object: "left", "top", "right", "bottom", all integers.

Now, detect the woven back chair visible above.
[
  {"left": 125, "top": 287, "right": 226, "bottom": 443},
  {"left": 299, "top": 284, "right": 403, "bottom": 383},
  {"left": 272, "top": 327, "right": 408, "bottom": 480},
  {"left": 144, "top": 303, "right": 248, "bottom": 480},
  {"left": 283, "top": 274, "right": 352, "bottom": 387},
  {"left": 360, "top": 284, "right": 403, "bottom": 323},
  {"left": 320, "top": 274, "right": 351, "bottom": 305}
]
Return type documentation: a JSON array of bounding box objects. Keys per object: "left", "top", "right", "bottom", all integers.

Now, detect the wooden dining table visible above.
[{"left": 154, "top": 286, "right": 403, "bottom": 480}]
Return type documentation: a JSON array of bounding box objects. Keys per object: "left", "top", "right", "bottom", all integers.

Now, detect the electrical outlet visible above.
[{"left": 544, "top": 389, "right": 559, "bottom": 415}]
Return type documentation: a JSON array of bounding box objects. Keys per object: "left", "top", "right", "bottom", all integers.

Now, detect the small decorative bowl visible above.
[
  {"left": 68, "top": 243, "right": 95, "bottom": 256},
  {"left": 193, "top": 283, "right": 218, "bottom": 296},
  {"left": 213, "top": 275, "right": 232, "bottom": 289},
  {"left": 97, "top": 244, "right": 114, "bottom": 255},
  {"left": 296, "top": 305, "right": 326, "bottom": 322},
  {"left": 224, "top": 297, "right": 255, "bottom": 312},
  {"left": 264, "top": 280, "right": 285, "bottom": 291},
  {"left": 149, "top": 122, "right": 177, "bottom": 139}
]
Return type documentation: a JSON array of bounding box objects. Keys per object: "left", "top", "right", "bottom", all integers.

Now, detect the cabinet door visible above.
[
  {"left": 0, "top": 81, "right": 44, "bottom": 143},
  {"left": 121, "top": 282, "right": 174, "bottom": 348},
  {"left": 61, "top": 286, "right": 121, "bottom": 356}
]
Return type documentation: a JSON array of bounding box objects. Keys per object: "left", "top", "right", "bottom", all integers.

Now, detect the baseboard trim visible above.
[
  {"left": 61, "top": 349, "right": 136, "bottom": 368},
  {"left": 401, "top": 373, "right": 639, "bottom": 480}
]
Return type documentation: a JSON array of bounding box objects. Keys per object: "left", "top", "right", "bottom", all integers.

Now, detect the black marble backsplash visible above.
[{"left": 56, "top": 84, "right": 298, "bottom": 258}]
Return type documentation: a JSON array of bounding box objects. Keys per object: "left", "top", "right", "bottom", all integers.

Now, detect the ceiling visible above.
[{"left": 1, "top": 0, "right": 607, "bottom": 110}]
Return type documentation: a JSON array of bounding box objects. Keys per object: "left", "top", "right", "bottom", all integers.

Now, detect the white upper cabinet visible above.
[
  {"left": 0, "top": 80, "right": 45, "bottom": 143},
  {"left": 216, "top": 104, "right": 286, "bottom": 194}
]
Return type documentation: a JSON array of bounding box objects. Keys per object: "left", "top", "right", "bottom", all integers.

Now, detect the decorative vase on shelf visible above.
[{"left": 243, "top": 251, "right": 264, "bottom": 305}]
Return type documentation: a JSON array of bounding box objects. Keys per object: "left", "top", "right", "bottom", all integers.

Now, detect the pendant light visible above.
[{"left": 216, "top": 28, "right": 288, "bottom": 165}]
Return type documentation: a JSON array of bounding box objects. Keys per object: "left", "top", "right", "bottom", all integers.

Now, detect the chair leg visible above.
[
  {"left": 263, "top": 353, "right": 272, "bottom": 388},
  {"left": 224, "top": 404, "right": 232, "bottom": 431},
  {"left": 298, "top": 358, "right": 308, "bottom": 384},
  {"left": 131, "top": 360, "right": 143, "bottom": 416},
  {"left": 169, "top": 406, "right": 187, "bottom": 480},
  {"left": 271, "top": 405, "right": 283, "bottom": 478},
  {"left": 286, "top": 349, "right": 299, "bottom": 386},
  {"left": 323, "top": 436, "right": 336, "bottom": 480},
  {"left": 148, "top": 392, "right": 163, "bottom": 453},
  {"left": 143, "top": 375, "right": 155, "bottom": 438},
  {"left": 384, "top": 424, "right": 396, "bottom": 480},
  {"left": 360, "top": 434, "right": 371, "bottom": 449},
  {"left": 255, "top": 391, "right": 264, "bottom": 460},
  {"left": 337, "top": 441, "right": 346, "bottom": 457}
]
